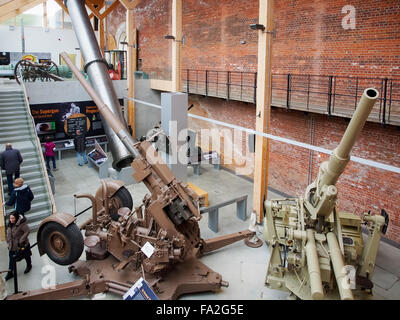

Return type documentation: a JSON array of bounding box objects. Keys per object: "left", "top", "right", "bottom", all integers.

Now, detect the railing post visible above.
[
  {"left": 327, "top": 75, "right": 333, "bottom": 116},
  {"left": 388, "top": 79, "right": 393, "bottom": 124},
  {"left": 307, "top": 75, "right": 310, "bottom": 110},
  {"left": 205, "top": 70, "right": 208, "bottom": 96},
  {"left": 186, "top": 69, "right": 189, "bottom": 94},
  {"left": 354, "top": 77, "right": 359, "bottom": 109},
  {"left": 382, "top": 77, "right": 388, "bottom": 125},
  {"left": 286, "top": 73, "right": 291, "bottom": 109},
  {"left": 253, "top": 72, "right": 257, "bottom": 104},
  {"left": 227, "top": 71, "right": 231, "bottom": 100}
]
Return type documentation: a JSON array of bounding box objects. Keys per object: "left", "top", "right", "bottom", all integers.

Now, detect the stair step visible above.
[
  {"left": 20, "top": 163, "right": 42, "bottom": 173},
  {"left": 0, "top": 97, "right": 25, "bottom": 106},
  {"left": 0, "top": 98, "right": 25, "bottom": 103},
  {"left": 0, "top": 110, "right": 27, "bottom": 115},
  {"left": 0, "top": 103, "right": 26, "bottom": 109},
  {"left": 30, "top": 185, "right": 47, "bottom": 194},
  {"left": 0, "top": 136, "right": 31, "bottom": 144},
  {"left": 26, "top": 210, "right": 52, "bottom": 225},
  {"left": 21, "top": 157, "right": 40, "bottom": 166},
  {"left": 27, "top": 220, "right": 43, "bottom": 232},
  {"left": 5, "top": 201, "right": 50, "bottom": 215},
  {"left": 0, "top": 115, "right": 28, "bottom": 121},
  {"left": 0, "top": 131, "right": 31, "bottom": 138},
  {"left": 3, "top": 170, "right": 42, "bottom": 180},
  {"left": 0, "top": 119, "right": 30, "bottom": 127}
]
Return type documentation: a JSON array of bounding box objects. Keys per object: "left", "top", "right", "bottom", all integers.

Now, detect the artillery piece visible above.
[
  {"left": 263, "top": 88, "right": 389, "bottom": 300},
  {"left": 6, "top": 52, "right": 256, "bottom": 300},
  {"left": 14, "top": 59, "right": 63, "bottom": 84}
]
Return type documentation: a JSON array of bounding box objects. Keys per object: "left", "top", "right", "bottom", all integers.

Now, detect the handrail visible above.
[
  {"left": 0, "top": 167, "right": 5, "bottom": 241},
  {"left": 17, "top": 73, "right": 57, "bottom": 215}
]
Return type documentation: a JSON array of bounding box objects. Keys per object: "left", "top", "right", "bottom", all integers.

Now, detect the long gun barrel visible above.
[
  {"left": 305, "top": 88, "right": 379, "bottom": 219},
  {"left": 60, "top": 52, "right": 139, "bottom": 158},
  {"left": 65, "top": 0, "right": 134, "bottom": 170},
  {"left": 317, "top": 88, "right": 379, "bottom": 189}
]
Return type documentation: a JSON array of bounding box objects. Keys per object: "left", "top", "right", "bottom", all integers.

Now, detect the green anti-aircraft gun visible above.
[{"left": 263, "top": 88, "right": 389, "bottom": 300}]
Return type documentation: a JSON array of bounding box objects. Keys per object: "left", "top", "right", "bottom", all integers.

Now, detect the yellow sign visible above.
[{"left": 22, "top": 54, "right": 37, "bottom": 62}]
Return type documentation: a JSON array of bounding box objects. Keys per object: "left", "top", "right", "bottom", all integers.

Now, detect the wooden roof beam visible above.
[{"left": 0, "top": 0, "right": 46, "bottom": 23}]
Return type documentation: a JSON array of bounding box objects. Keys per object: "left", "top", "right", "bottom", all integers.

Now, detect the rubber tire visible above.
[
  {"left": 40, "top": 222, "right": 84, "bottom": 266},
  {"left": 109, "top": 187, "right": 133, "bottom": 221}
]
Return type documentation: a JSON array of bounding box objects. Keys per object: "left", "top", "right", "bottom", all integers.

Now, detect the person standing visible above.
[
  {"left": 1, "top": 143, "right": 23, "bottom": 196},
  {"left": 44, "top": 136, "right": 57, "bottom": 171},
  {"left": 3, "top": 178, "right": 34, "bottom": 217},
  {"left": 4, "top": 212, "right": 32, "bottom": 281},
  {"left": 73, "top": 129, "right": 88, "bottom": 166}
]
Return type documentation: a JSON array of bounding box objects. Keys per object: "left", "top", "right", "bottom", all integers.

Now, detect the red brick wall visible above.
[
  {"left": 107, "top": 0, "right": 172, "bottom": 79},
  {"left": 188, "top": 95, "right": 400, "bottom": 243},
  {"left": 107, "top": 0, "right": 400, "bottom": 243}
]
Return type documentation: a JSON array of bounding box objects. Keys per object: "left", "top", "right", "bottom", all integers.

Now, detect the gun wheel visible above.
[{"left": 41, "top": 222, "right": 84, "bottom": 265}]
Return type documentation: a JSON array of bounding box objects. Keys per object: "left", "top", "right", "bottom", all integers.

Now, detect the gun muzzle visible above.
[{"left": 318, "top": 88, "right": 379, "bottom": 188}]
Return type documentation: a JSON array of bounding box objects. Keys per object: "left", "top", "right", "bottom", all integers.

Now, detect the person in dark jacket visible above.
[
  {"left": 3, "top": 178, "right": 34, "bottom": 216},
  {"left": 1, "top": 143, "right": 23, "bottom": 195},
  {"left": 73, "top": 129, "right": 88, "bottom": 166},
  {"left": 4, "top": 212, "right": 32, "bottom": 281}
]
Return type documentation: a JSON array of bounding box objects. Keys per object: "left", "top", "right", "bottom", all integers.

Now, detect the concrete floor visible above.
[{"left": 1, "top": 148, "right": 400, "bottom": 300}]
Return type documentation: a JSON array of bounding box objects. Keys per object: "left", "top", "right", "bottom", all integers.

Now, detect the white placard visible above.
[{"left": 141, "top": 242, "right": 155, "bottom": 258}]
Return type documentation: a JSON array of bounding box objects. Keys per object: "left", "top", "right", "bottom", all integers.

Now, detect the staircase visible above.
[{"left": 0, "top": 81, "right": 54, "bottom": 231}]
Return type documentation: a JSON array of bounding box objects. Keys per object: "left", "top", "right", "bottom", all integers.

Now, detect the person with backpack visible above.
[{"left": 3, "top": 178, "right": 34, "bottom": 217}]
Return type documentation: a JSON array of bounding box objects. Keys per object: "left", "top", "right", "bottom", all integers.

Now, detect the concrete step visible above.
[
  {"left": 27, "top": 219, "right": 44, "bottom": 232},
  {"left": 2, "top": 176, "right": 46, "bottom": 192},
  {"left": 20, "top": 163, "right": 42, "bottom": 174},
  {"left": 0, "top": 129, "right": 31, "bottom": 137},
  {"left": 0, "top": 97, "right": 25, "bottom": 103},
  {"left": 30, "top": 184, "right": 47, "bottom": 194},
  {"left": 0, "top": 119, "right": 30, "bottom": 128},
  {"left": 20, "top": 157, "right": 40, "bottom": 166},
  {"left": 0, "top": 109, "right": 27, "bottom": 116},
  {"left": 26, "top": 209, "right": 52, "bottom": 226},
  {"left": 0, "top": 136, "right": 31, "bottom": 144},
  {"left": 0, "top": 132, "right": 32, "bottom": 141},
  {"left": 0, "top": 114, "right": 28, "bottom": 121},
  {"left": 5, "top": 200, "right": 50, "bottom": 214},
  {"left": 19, "top": 150, "right": 39, "bottom": 160},
  {"left": 2, "top": 169, "right": 42, "bottom": 181},
  {"left": 0, "top": 97, "right": 25, "bottom": 106}
]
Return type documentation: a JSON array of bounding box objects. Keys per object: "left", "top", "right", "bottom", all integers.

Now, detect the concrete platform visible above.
[{"left": 1, "top": 148, "right": 399, "bottom": 300}]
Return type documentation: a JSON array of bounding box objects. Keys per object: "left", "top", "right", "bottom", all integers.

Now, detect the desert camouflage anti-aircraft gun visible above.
[{"left": 263, "top": 88, "right": 389, "bottom": 300}]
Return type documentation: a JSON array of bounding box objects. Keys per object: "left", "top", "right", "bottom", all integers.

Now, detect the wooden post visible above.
[
  {"left": 253, "top": 0, "right": 274, "bottom": 223},
  {"left": 126, "top": 10, "right": 136, "bottom": 138},
  {"left": 172, "top": 0, "right": 182, "bottom": 92},
  {"left": 43, "top": 1, "right": 48, "bottom": 29},
  {"left": 99, "top": 17, "right": 105, "bottom": 55}
]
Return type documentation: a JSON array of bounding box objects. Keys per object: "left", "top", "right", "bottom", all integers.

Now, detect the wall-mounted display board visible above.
[{"left": 30, "top": 99, "right": 122, "bottom": 141}]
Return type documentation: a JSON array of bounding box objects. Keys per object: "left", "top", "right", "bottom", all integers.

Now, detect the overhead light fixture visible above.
[
  {"left": 164, "top": 35, "right": 175, "bottom": 40},
  {"left": 249, "top": 24, "right": 265, "bottom": 31},
  {"left": 120, "top": 41, "right": 128, "bottom": 45}
]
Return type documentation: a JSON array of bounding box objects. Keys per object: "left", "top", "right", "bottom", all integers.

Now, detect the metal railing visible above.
[
  {"left": 0, "top": 169, "right": 5, "bottom": 241},
  {"left": 182, "top": 69, "right": 400, "bottom": 126}
]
